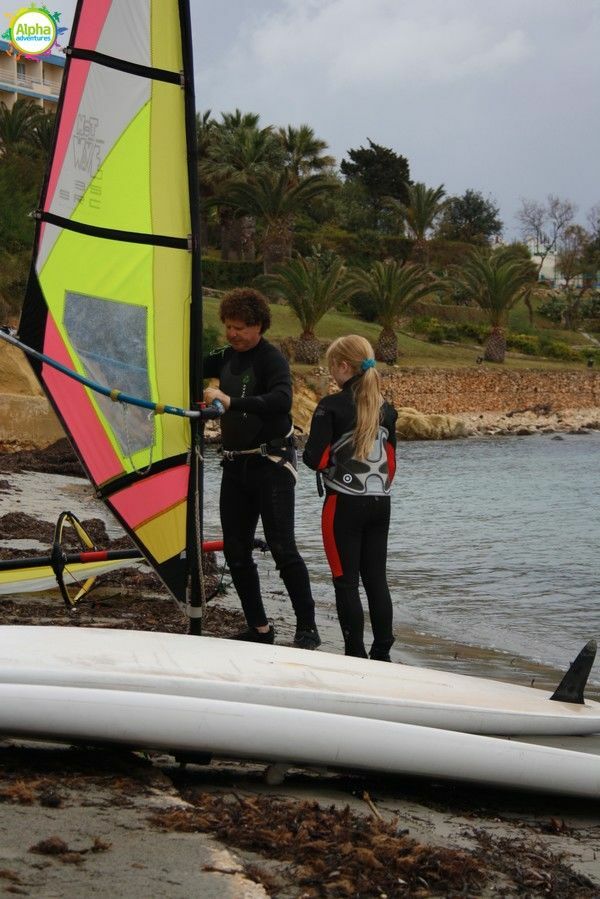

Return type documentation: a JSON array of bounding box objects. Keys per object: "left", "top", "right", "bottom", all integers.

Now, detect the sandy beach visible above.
[{"left": 1, "top": 445, "right": 600, "bottom": 897}]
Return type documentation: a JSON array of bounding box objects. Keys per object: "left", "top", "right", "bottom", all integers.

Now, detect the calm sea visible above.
[{"left": 205, "top": 434, "right": 600, "bottom": 678}]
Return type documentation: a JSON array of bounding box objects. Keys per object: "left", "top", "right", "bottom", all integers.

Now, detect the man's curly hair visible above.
[{"left": 219, "top": 288, "right": 271, "bottom": 334}]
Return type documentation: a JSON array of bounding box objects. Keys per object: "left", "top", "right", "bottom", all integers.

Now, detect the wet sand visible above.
[{"left": 1, "top": 444, "right": 600, "bottom": 897}]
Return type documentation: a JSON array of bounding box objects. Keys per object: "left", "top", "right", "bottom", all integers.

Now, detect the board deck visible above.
[{"left": 1, "top": 626, "right": 599, "bottom": 736}]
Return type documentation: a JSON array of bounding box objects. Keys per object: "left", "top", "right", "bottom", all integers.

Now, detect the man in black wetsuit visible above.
[{"left": 203, "top": 287, "right": 320, "bottom": 649}]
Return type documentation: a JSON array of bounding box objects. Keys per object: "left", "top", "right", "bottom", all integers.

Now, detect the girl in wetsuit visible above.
[{"left": 303, "top": 335, "right": 397, "bottom": 661}]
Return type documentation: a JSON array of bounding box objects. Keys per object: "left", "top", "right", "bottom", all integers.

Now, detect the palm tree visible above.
[
  {"left": 448, "top": 249, "right": 537, "bottom": 362},
  {"left": 200, "top": 112, "right": 283, "bottom": 260},
  {"left": 387, "top": 182, "right": 446, "bottom": 264},
  {"left": 0, "top": 99, "right": 42, "bottom": 158},
  {"left": 277, "top": 124, "right": 335, "bottom": 183},
  {"left": 220, "top": 109, "right": 261, "bottom": 131},
  {"left": 195, "top": 110, "right": 218, "bottom": 246},
  {"left": 258, "top": 255, "right": 354, "bottom": 363},
  {"left": 350, "top": 261, "right": 431, "bottom": 363},
  {"left": 218, "top": 171, "right": 336, "bottom": 272},
  {"left": 30, "top": 110, "right": 56, "bottom": 158}
]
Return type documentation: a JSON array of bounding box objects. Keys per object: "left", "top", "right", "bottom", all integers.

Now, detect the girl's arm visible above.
[
  {"left": 383, "top": 402, "right": 398, "bottom": 482},
  {"left": 303, "top": 402, "right": 334, "bottom": 471}
]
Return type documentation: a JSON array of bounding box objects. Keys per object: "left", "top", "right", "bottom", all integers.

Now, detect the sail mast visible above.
[{"left": 179, "top": 0, "right": 205, "bottom": 633}]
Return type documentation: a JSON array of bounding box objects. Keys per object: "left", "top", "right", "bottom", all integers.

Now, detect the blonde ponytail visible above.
[{"left": 325, "top": 335, "right": 382, "bottom": 460}]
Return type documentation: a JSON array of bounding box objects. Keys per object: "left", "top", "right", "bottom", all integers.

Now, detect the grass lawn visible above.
[{"left": 202, "top": 296, "right": 593, "bottom": 372}]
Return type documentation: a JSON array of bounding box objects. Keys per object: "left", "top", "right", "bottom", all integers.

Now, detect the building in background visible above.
[{"left": 0, "top": 40, "right": 64, "bottom": 111}]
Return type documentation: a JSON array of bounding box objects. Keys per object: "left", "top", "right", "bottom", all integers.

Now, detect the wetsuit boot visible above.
[
  {"left": 343, "top": 629, "right": 368, "bottom": 659},
  {"left": 369, "top": 637, "right": 395, "bottom": 663}
]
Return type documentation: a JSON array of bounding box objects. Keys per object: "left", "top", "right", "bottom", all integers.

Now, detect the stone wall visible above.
[{"left": 380, "top": 368, "right": 600, "bottom": 414}]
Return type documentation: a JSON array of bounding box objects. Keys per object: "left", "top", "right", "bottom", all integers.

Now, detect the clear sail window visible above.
[{"left": 64, "top": 292, "right": 153, "bottom": 456}]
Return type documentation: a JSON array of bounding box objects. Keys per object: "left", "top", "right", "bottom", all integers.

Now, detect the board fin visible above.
[{"left": 550, "top": 639, "right": 597, "bottom": 704}]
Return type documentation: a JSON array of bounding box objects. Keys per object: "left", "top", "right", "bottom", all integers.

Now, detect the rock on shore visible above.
[{"left": 460, "top": 407, "right": 600, "bottom": 437}]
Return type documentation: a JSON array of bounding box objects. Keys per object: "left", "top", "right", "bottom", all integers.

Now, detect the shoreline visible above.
[{"left": 458, "top": 406, "right": 600, "bottom": 438}]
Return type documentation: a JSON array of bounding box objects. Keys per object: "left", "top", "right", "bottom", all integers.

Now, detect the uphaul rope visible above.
[{"left": 0, "top": 328, "right": 223, "bottom": 420}]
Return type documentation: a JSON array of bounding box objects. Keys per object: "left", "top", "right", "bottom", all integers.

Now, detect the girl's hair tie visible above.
[{"left": 361, "top": 357, "right": 376, "bottom": 371}]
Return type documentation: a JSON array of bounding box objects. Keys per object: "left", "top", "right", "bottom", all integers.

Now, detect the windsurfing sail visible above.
[{"left": 18, "top": 1, "right": 205, "bottom": 622}]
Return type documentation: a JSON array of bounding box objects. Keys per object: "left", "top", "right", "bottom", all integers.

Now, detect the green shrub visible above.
[
  {"left": 408, "top": 315, "right": 437, "bottom": 335},
  {"left": 349, "top": 290, "right": 379, "bottom": 322},
  {"left": 408, "top": 316, "right": 486, "bottom": 345},
  {"left": 455, "top": 322, "right": 487, "bottom": 342},
  {"left": 201, "top": 258, "right": 263, "bottom": 289},
  {"left": 441, "top": 323, "right": 461, "bottom": 342},
  {"left": 581, "top": 290, "right": 600, "bottom": 320},
  {"left": 538, "top": 295, "right": 566, "bottom": 324},
  {"left": 427, "top": 324, "right": 445, "bottom": 343},
  {"left": 539, "top": 337, "right": 580, "bottom": 360},
  {"left": 506, "top": 333, "right": 541, "bottom": 355}
]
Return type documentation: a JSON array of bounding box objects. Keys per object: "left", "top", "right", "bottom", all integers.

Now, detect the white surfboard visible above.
[
  {"left": 0, "top": 682, "right": 598, "bottom": 798},
  {"left": 1, "top": 626, "right": 599, "bottom": 736}
]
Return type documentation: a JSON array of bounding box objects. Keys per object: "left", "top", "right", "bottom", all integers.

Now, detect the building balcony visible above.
[{"left": 0, "top": 64, "right": 61, "bottom": 91}]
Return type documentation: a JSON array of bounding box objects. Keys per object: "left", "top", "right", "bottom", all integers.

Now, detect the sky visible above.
[{"left": 55, "top": 0, "right": 600, "bottom": 240}]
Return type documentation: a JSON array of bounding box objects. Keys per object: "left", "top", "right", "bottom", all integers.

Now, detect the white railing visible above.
[{"left": 0, "top": 68, "right": 60, "bottom": 96}]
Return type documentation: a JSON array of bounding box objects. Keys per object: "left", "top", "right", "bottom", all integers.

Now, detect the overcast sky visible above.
[{"left": 57, "top": 0, "right": 600, "bottom": 239}]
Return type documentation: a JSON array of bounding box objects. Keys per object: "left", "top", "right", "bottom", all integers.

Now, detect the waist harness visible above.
[{"left": 221, "top": 430, "right": 298, "bottom": 480}]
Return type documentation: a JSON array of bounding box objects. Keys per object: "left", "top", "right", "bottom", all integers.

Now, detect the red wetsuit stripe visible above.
[
  {"left": 317, "top": 445, "right": 331, "bottom": 470},
  {"left": 386, "top": 442, "right": 396, "bottom": 482},
  {"left": 321, "top": 493, "right": 343, "bottom": 578}
]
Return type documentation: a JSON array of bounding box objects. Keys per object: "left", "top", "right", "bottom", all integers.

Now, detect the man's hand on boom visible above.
[{"left": 204, "top": 387, "right": 231, "bottom": 410}]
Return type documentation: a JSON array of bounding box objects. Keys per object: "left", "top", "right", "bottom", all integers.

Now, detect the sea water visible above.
[
  {"left": 2, "top": 434, "right": 598, "bottom": 679},
  {"left": 204, "top": 433, "right": 600, "bottom": 675}
]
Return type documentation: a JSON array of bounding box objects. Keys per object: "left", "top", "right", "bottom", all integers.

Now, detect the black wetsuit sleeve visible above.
[
  {"left": 228, "top": 346, "right": 292, "bottom": 416},
  {"left": 202, "top": 348, "right": 227, "bottom": 379},
  {"left": 303, "top": 401, "right": 334, "bottom": 470}
]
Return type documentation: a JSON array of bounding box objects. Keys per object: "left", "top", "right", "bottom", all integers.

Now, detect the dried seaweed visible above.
[{"left": 150, "top": 793, "right": 486, "bottom": 897}]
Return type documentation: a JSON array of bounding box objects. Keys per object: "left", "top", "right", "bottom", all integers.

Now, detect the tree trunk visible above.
[
  {"left": 411, "top": 237, "right": 428, "bottom": 265},
  {"left": 262, "top": 216, "right": 293, "bottom": 273},
  {"left": 239, "top": 214, "right": 256, "bottom": 262},
  {"left": 294, "top": 331, "right": 322, "bottom": 364},
  {"left": 483, "top": 327, "right": 506, "bottom": 362},
  {"left": 375, "top": 327, "right": 398, "bottom": 364},
  {"left": 219, "top": 208, "right": 234, "bottom": 261},
  {"left": 562, "top": 289, "right": 583, "bottom": 330}
]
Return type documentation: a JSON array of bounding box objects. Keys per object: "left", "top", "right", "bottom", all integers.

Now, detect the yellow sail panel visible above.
[{"left": 134, "top": 502, "right": 188, "bottom": 565}]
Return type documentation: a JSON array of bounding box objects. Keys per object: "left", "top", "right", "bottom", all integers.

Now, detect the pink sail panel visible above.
[
  {"left": 44, "top": 0, "right": 113, "bottom": 215},
  {"left": 43, "top": 315, "right": 123, "bottom": 485},
  {"left": 109, "top": 465, "right": 189, "bottom": 530}
]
